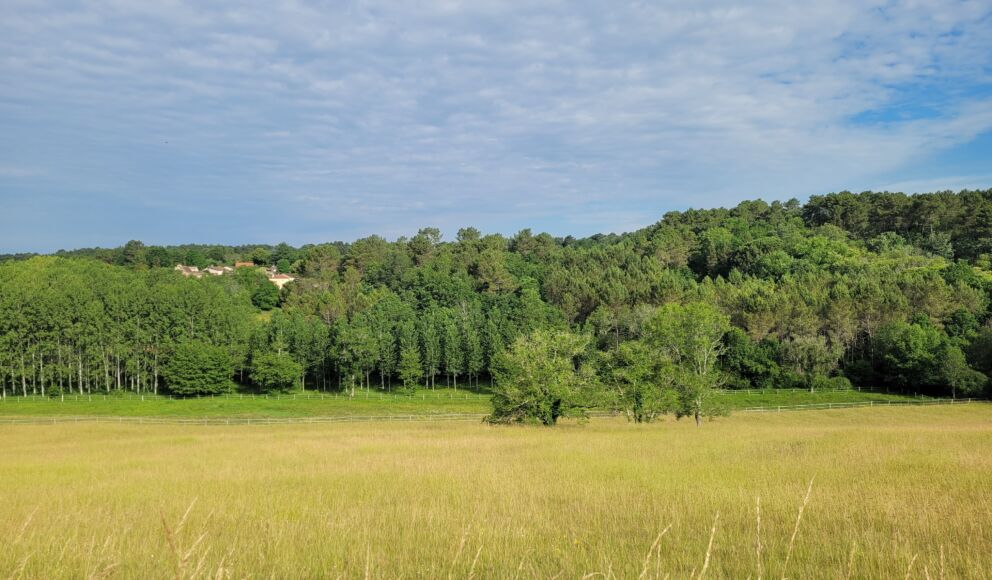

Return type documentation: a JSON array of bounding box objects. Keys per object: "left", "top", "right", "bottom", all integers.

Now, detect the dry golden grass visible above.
[{"left": 0, "top": 405, "right": 990, "bottom": 578}]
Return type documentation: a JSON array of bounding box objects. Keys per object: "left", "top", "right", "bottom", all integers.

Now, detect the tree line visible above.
[{"left": 2, "top": 190, "right": 991, "bottom": 421}]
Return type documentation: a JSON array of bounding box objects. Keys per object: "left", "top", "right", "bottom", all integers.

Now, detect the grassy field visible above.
[
  {"left": 0, "top": 387, "right": 924, "bottom": 418},
  {"left": 0, "top": 405, "right": 989, "bottom": 578}
]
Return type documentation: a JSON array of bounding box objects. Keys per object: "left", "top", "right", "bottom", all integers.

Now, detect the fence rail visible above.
[
  {"left": 0, "top": 391, "right": 491, "bottom": 403},
  {"left": 715, "top": 386, "right": 906, "bottom": 396},
  {"left": 0, "top": 399, "right": 983, "bottom": 426},
  {"left": 737, "top": 398, "right": 980, "bottom": 412},
  {"left": 0, "top": 387, "right": 913, "bottom": 404},
  {"left": 0, "top": 412, "right": 491, "bottom": 426}
]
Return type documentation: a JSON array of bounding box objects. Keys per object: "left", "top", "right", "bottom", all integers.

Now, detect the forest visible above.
[{"left": 2, "top": 189, "right": 992, "bottom": 423}]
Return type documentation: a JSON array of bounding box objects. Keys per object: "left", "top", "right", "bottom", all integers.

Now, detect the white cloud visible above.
[{"left": 1, "top": 0, "right": 991, "bottom": 250}]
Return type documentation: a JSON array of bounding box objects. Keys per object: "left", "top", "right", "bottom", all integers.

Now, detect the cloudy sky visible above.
[{"left": 1, "top": 1, "right": 991, "bottom": 252}]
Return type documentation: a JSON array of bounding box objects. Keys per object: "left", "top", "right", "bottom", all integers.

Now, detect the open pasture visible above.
[
  {"left": 0, "top": 387, "right": 918, "bottom": 419},
  {"left": 1, "top": 405, "right": 990, "bottom": 578}
]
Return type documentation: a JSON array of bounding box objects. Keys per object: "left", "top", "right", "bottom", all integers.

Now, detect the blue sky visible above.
[{"left": 1, "top": 1, "right": 991, "bottom": 253}]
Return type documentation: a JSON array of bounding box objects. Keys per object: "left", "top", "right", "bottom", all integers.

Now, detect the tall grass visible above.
[{"left": 0, "top": 405, "right": 989, "bottom": 577}]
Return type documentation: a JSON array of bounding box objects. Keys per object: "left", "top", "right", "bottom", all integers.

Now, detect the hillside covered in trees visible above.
[{"left": 2, "top": 189, "right": 992, "bottom": 414}]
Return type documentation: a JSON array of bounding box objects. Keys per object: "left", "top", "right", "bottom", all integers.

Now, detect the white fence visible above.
[
  {"left": 737, "top": 398, "right": 979, "bottom": 413},
  {"left": 0, "top": 412, "right": 491, "bottom": 426},
  {"left": 0, "top": 391, "right": 490, "bottom": 403},
  {"left": 0, "top": 399, "right": 983, "bottom": 426}
]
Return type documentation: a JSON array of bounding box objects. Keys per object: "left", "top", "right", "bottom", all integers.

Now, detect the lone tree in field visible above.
[
  {"left": 646, "top": 302, "right": 730, "bottom": 425},
  {"left": 596, "top": 339, "right": 674, "bottom": 423},
  {"left": 487, "top": 329, "right": 593, "bottom": 425},
  {"left": 251, "top": 352, "right": 302, "bottom": 393},
  {"left": 162, "top": 340, "right": 235, "bottom": 396}
]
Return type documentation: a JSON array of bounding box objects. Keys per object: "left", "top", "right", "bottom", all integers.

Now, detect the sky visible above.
[{"left": 1, "top": 1, "right": 991, "bottom": 253}]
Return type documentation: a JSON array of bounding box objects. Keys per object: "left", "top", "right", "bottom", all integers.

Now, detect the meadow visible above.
[
  {"left": 1, "top": 405, "right": 989, "bottom": 578},
  {"left": 0, "top": 387, "right": 922, "bottom": 419}
]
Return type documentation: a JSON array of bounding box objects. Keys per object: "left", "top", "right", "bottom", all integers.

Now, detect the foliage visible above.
[
  {"left": 252, "top": 280, "right": 281, "bottom": 310},
  {"left": 596, "top": 340, "right": 673, "bottom": 422},
  {"left": 488, "top": 329, "right": 594, "bottom": 425},
  {"left": 4, "top": 189, "right": 992, "bottom": 406},
  {"left": 396, "top": 321, "right": 422, "bottom": 392},
  {"left": 781, "top": 335, "right": 843, "bottom": 392},
  {"left": 645, "top": 302, "right": 730, "bottom": 424},
  {"left": 251, "top": 352, "right": 303, "bottom": 393},
  {"left": 162, "top": 341, "right": 235, "bottom": 395},
  {"left": 873, "top": 320, "right": 987, "bottom": 397},
  {"left": 721, "top": 328, "right": 782, "bottom": 389}
]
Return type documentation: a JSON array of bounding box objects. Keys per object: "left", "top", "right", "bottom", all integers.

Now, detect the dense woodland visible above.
[{"left": 3, "top": 189, "right": 992, "bottom": 421}]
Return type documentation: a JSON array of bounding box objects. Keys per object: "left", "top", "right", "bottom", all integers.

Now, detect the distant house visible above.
[
  {"left": 235, "top": 261, "right": 255, "bottom": 268},
  {"left": 174, "top": 264, "right": 203, "bottom": 278},
  {"left": 268, "top": 273, "right": 295, "bottom": 289},
  {"left": 204, "top": 266, "right": 226, "bottom": 276}
]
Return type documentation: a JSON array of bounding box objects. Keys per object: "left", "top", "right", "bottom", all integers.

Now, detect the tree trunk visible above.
[
  {"left": 103, "top": 349, "right": 110, "bottom": 393},
  {"left": 57, "top": 341, "right": 64, "bottom": 391}
]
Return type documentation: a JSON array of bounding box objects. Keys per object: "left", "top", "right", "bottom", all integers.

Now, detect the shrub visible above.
[
  {"left": 810, "top": 375, "right": 852, "bottom": 391},
  {"left": 251, "top": 352, "right": 302, "bottom": 393},
  {"left": 252, "top": 282, "right": 280, "bottom": 310},
  {"left": 162, "top": 341, "right": 235, "bottom": 396}
]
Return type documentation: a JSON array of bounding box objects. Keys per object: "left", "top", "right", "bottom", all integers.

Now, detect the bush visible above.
[
  {"left": 810, "top": 375, "right": 852, "bottom": 391},
  {"left": 873, "top": 320, "right": 989, "bottom": 397},
  {"left": 721, "top": 328, "right": 781, "bottom": 389},
  {"left": 252, "top": 282, "right": 280, "bottom": 310},
  {"left": 162, "top": 341, "right": 235, "bottom": 396},
  {"left": 251, "top": 352, "right": 302, "bottom": 393},
  {"left": 825, "top": 376, "right": 853, "bottom": 390}
]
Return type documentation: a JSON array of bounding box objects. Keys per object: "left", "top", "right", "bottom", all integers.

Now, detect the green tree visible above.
[
  {"left": 396, "top": 321, "right": 422, "bottom": 392},
  {"left": 876, "top": 320, "right": 987, "bottom": 397},
  {"left": 645, "top": 302, "right": 730, "bottom": 425},
  {"left": 721, "top": 328, "right": 781, "bottom": 389},
  {"left": 251, "top": 351, "right": 302, "bottom": 393},
  {"left": 161, "top": 340, "right": 234, "bottom": 396},
  {"left": 781, "top": 335, "right": 842, "bottom": 392},
  {"left": 442, "top": 312, "right": 463, "bottom": 388},
  {"left": 418, "top": 310, "right": 442, "bottom": 389},
  {"left": 596, "top": 340, "right": 673, "bottom": 423},
  {"left": 488, "top": 329, "right": 593, "bottom": 425},
  {"left": 252, "top": 281, "right": 280, "bottom": 310},
  {"left": 459, "top": 304, "right": 484, "bottom": 388}
]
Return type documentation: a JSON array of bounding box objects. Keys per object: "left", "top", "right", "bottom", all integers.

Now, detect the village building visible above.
[
  {"left": 268, "top": 273, "right": 295, "bottom": 289},
  {"left": 235, "top": 261, "right": 255, "bottom": 268},
  {"left": 174, "top": 264, "right": 203, "bottom": 278}
]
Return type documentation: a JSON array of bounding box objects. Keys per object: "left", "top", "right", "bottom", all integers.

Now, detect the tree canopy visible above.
[{"left": 2, "top": 189, "right": 991, "bottom": 407}]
